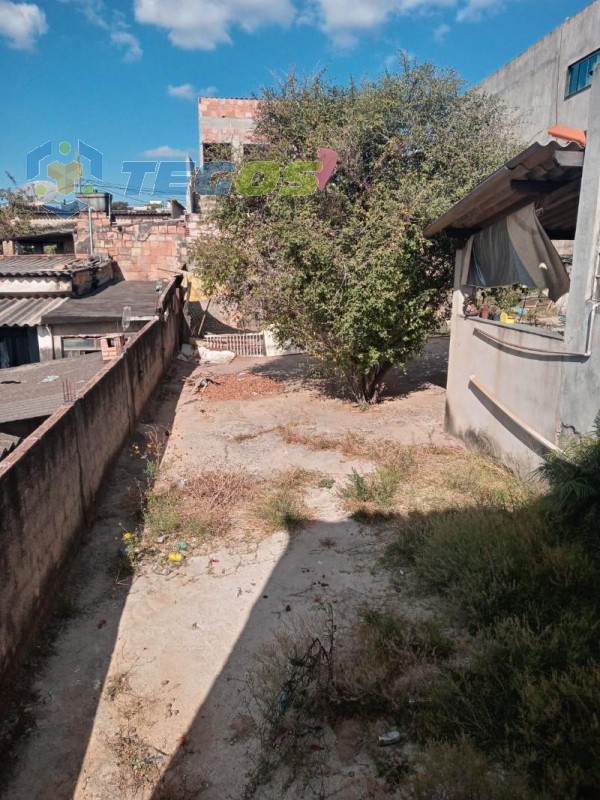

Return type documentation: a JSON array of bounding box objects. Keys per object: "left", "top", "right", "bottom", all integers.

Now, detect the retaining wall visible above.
[{"left": 0, "top": 283, "right": 182, "bottom": 690}]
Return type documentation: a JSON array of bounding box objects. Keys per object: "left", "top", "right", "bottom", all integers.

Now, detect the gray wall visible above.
[
  {"left": 0, "top": 284, "right": 181, "bottom": 692},
  {"left": 478, "top": 0, "right": 600, "bottom": 144},
  {"left": 445, "top": 256, "right": 566, "bottom": 476}
]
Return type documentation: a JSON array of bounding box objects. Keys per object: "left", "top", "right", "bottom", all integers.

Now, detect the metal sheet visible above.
[
  {"left": 0, "top": 296, "right": 67, "bottom": 327},
  {"left": 425, "top": 141, "right": 584, "bottom": 238}
]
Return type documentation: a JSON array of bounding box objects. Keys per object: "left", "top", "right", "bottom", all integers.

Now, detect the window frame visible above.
[{"left": 566, "top": 49, "right": 600, "bottom": 99}]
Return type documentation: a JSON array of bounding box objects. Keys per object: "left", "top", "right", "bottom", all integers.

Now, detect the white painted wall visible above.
[{"left": 37, "top": 326, "right": 54, "bottom": 362}]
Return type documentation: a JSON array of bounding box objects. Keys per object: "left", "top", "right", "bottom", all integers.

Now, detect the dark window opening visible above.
[
  {"left": 202, "top": 143, "right": 233, "bottom": 162},
  {"left": 566, "top": 49, "right": 599, "bottom": 97}
]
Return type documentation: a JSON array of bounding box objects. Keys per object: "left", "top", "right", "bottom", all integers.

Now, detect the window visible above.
[
  {"left": 566, "top": 49, "right": 599, "bottom": 97},
  {"left": 202, "top": 142, "right": 233, "bottom": 162},
  {"left": 61, "top": 336, "right": 103, "bottom": 357}
]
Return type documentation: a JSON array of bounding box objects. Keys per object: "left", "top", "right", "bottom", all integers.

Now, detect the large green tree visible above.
[{"left": 191, "top": 58, "right": 519, "bottom": 403}]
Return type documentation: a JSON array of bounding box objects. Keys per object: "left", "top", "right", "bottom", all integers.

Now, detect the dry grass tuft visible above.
[
  {"left": 111, "top": 722, "right": 167, "bottom": 795},
  {"left": 143, "top": 469, "right": 255, "bottom": 557},
  {"left": 278, "top": 425, "right": 416, "bottom": 471},
  {"left": 278, "top": 424, "right": 529, "bottom": 520},
  {"left": 105, "top": 671, "right": 132, "bottom": 702},
  {"left": 250, "top": 468, "right": 313, "bottom": 535}
]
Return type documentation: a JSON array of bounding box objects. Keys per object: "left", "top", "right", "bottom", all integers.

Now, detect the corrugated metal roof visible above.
[
  {"left": 0, "top": 296, "right": 67, "bottom": 327},
  {"left": 0, "top": 255, "right": 111, "bottom": 276},
  {"left": 0, "top": 353, "right": 104, "bottom": 423},
  {"left": 424, "top": 141, "right": 583, "bottom": 238},
  {"left": 41, "top": 281, "right": 162, "bottom": 324}
]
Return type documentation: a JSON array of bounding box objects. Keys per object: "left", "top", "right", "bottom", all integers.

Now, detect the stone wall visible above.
[{"left": 0, "top": 279, "right": 182, "bottom": 693}]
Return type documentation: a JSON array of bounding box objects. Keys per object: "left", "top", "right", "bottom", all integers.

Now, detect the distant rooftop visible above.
[
  {"left": 40, "top": 280, "right": 165, "bottom": 324},
  {"left": 0, "top": 353, "right": 104, "bottom": 423},
  {"left": 0, "top": 255, "right": 111, "bottom": 277},
  {"left": 0, "top": 296, "right": 67, "bottom": 327}
]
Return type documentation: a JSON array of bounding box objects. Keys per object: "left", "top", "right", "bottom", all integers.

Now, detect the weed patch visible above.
[
  {"left": 141, "top": 469, "right": 255, "bottom": 560},
  {"left": 339, "top": 465, "right": 407, "bottom": 517},
  {"left": 412, "top": 738, "right": 531, "bottom": 800},
  {"left": 250, "top": 468, "right": 313, "bottom": 535}
]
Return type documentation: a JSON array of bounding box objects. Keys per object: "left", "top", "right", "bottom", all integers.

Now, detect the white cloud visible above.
[
  {"left": 168, "top": 83, "right": 196, "bottom": 101},
  {"left": 312, "top": 0, "right": 457, "bottom": 48},
  {"left": 132, "top": 0, "right": 516, "bottom": 52},
  {"left": 111, "top": 28, "right": 142, "bottom": 60},
  {"left": 141, "top": 145, "right": 190, "bottom": 158},
  {"left": 60, "top": 0, "right": 142, "bottom": 60},
  {"left": 134, "top": 0, "right": 295, "bottom": 50},
  {"left": 433, "top": 21, "right": 450, "bottom": 40},
  {"left": 167, "top": 83, "right": 217, "bottom": 101},
  {"left": 456, "top": 0, "right": 504, "bottom": 22},
  {"left": 0, "top": 1, "right": 47, "bottom": 49}
]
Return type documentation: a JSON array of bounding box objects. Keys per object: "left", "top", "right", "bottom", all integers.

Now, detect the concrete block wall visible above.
[
  {"left": 74, "top": 211, "right": 189, "bottom": 280},
  {"left": 0, "top": 283, "right": 181, "bottom": 693},
  {"left": 478, "top": 0, "right": 600, "bottom": 144}
]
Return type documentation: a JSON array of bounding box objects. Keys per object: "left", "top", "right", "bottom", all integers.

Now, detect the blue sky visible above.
[{"left": 0, "top": 0, "right": 593, "bottom": 204}]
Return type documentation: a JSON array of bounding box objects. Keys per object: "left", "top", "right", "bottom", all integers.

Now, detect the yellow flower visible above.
[{"left": 123, "top": 532, "right": 133, "bottom": 541}]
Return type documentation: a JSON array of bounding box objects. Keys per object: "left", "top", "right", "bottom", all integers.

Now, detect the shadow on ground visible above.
[
  {"left": 146, "top": 495, "right": 518, "bottom": 799},
  {"left": 0, "top": 360, "right": 196, "bottom": 799},
  {"left": 246, "top": 337, "right": 449, "bottom": 402},
  {"left": 2, "top": 341, "right": 450, "bottom": 800}
]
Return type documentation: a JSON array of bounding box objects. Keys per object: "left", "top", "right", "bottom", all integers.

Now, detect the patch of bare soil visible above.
[
  {"left": 193, "top": 371, "right": 285, "bottom": 401},
  {"left": 3, "top": 341, "right": 460, "bottom": 800}
]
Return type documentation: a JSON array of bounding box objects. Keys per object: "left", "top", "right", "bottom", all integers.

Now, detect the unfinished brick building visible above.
[{"left": 198, "top": 97, "right": 262, "bottom": 164}]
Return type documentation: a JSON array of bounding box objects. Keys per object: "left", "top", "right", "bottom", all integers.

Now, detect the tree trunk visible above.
[{"left": 348, "top": 362, "right": 393, "bottom": 405}]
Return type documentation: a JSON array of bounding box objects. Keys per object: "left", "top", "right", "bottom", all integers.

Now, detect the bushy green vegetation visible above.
[
  {"left": 192, "top": 58, "right": 519, "bottom": 403},
  {"left": 247, "top": 422, "right": 600, "bottom": 798},
  {"left": 385, "top": 421, "right": 600, "bottom": 798}
]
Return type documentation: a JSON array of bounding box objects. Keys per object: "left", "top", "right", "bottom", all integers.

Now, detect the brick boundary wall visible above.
[
  {"left": 0, "top": 278, "right": 183, "bottom": 695},
  {"left": 73, "top": 212, "right": 219, "bottom": 281},
  {"left": 75, "top": 211, "right": 189, "bottom": 280}
]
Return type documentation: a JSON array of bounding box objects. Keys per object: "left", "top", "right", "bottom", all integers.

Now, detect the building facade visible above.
[
  {"left": 427, "top": 73, "right": 600, "bottom": 475},
  {"left": 478, "top": 0, "right": 600, "bottom": 144}
]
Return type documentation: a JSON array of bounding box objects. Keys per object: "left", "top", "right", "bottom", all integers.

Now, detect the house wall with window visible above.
[{"left": 478, "top": 0, "right": 600, "bottom": 144}]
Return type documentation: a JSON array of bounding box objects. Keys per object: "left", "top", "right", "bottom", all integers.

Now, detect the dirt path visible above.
[{"left": 3, "top": 339, "right": 452, "bottom": 800}]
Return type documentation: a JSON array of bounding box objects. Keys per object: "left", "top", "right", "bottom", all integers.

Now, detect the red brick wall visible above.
[
  {"left": 199, "top": 97, "right": 261, "bottom": 145},
  {"left": 199, "top": 97, "right": 260, "bottom": 119},
  {"left": 75, "top": 212, "right": 189, "bottom": 280}
]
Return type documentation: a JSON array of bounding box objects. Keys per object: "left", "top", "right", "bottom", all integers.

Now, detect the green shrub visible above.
[
  {"left": 410, "top": 505, "right": 597, "bottom": 628},
  {"left": 412, "top": 737, "right": 531, "bottom": 800},
  {"left": 538, "top": 411, "right": 600, "bottom": 525},
  {"left": 330, "top": 609, "right": 454, "bottom": 717},
  {"left": 517, "top": 665, "right": 600, "bottom": 796}
]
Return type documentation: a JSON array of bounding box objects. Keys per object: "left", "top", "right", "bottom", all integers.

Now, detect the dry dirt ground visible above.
[{"left": 2, "top": 338, "right": 452, "bottom": 800}]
